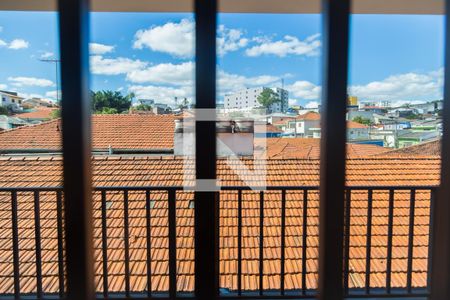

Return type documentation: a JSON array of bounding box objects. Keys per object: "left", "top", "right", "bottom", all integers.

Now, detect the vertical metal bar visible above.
[
  {"left": 427, "top": 189, "right": 436, "bottom": 292},
  {"left": 318, "top": 0, "right": 350, "bottom": 299},
  {"left": 406, "top": 189, "right": 416, "bottom": 293},
  {"left": 301, "top": 189, "right": 308, "bottom": 294},
  {"left": 365, "top": 190, "right": 373, "bottom": 294},
  {"left": 146, "top": 190, "right": 152, "bottom": 297},
  {"left": 431, "top": 1, "right": 450, "bottom": 298},
  {"left": 194, "top": 0, "right": 218, "bottom": 298},
  {"left": 33, "top": 191, "right": 43, "bottom": 298},
  {"left": 259, "top": 191, "right": 264, "bottom": 295},
  {"left": 56, "top": 190, "right": 65, "bottom": 298},
  {"left": 168, "top": 189, "right": 177, "bottom": 299},
  {"left": 101, "top": 191, "right": 108, "bottom": 297},
  {"left": 343, "top": 189, "right": 351, "bottom": 296},
  {"left": 280, "top": 190, "right": 286, "bottom": 295},
  {"left": 386, "top": 189, "right": 395, "bottom": 294},
  {"left": 58, "top": 0, "right": 94, "bottom": 299},
  {"left": 237, "top": 190, "right": 243, "bottom": 296},
  {"left": 123, "top": 190, "right": 130, "bottom": 296},
  {"left": 11, "top": 191, "right": 20, "bottom": 299}
]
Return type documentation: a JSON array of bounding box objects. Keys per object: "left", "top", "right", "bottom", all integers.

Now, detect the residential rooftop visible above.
[{"left": 0, "top": 156, "right": 439, "bottom": 293}]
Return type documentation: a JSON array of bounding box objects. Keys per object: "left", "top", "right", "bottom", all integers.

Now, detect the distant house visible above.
[
  {"left": 410, "top": 101, "right": 443, "bottom": 114},
  {"left": 23, "top": 97, "right": 56, "bottom": 108},
  {"left": 14, "top": 107, "right": 57, "bottom": 122},
  {"left": 0, "top": 90, "right": 24, "bottom": 112},
  {"left": 347, "top": 121, "right": 370, "bottom": 141},
  {"left": 347, "top": 110, "right": 375, "bottom": 122},
  {"left": 285, "top": 112, "right": 321, "bottom": 138},
  {"left": 152, "top": 103, "right": 171, "bottom": 115},
  {"left": 0, "top": 115, "right": 28, "bottom": 130},
  {"left": 256, "top": 124, "right": 283, "bottom": 138},
  {"left": 397, "top": 130, "right": 440, "bottom": 148}
]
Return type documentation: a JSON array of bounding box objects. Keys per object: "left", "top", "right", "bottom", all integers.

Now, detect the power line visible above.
[{"left": 40, "top": 59, "right": 61, "bottom": 103}]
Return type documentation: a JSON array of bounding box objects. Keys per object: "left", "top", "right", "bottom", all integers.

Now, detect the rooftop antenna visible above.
[
  {"left": 281, "top": 78, "right": 284, "bottom": 90},
  {"left": 40, "top": 58, "right": 61, "bottom": 103}
]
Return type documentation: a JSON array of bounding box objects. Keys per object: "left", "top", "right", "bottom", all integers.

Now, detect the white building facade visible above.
[
  {"left": 0, "top": 91, "right": 24, "bottom": 112},
  {"left": 224, "top": 87, "right": 289, "bottom": 113}
]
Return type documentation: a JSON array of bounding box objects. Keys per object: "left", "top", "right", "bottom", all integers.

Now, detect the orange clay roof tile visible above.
[
  {"left": 13, "top": 107, "right": 58, "bottom": 120},
  {"left": 0, "top": 114, "right": 175, "bottom": 150},
  {"left": 0, "top": 157, "right": 439, "bottom": 294},
  {"left": 380, "top": 139, "right": 441, "bottom": 157},
  {"left": 261, "top": 138, "right": 389, "bottom": 159}
]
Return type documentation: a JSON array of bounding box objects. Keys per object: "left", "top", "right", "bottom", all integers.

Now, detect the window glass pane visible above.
[
  {"left": 345, "top": 13, "right": 444, "bottom": 294},
  {"left": 217, "top": 12, "right": 322, "bottom": 295},
  {"left": 0, "top": 10, "right": 63, "bottom": 296}
]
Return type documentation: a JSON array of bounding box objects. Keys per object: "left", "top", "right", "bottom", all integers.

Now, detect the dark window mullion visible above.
[
  {"left": 58, "top": 0, "right": 95, "bottom": 299},
  {"left": 318, "top": 0, "right": 350, "bottom": 299},
  {"left": 194, "top": 0, "right": 219, "bottom": 299},
  {"left": 431, "top": 0, "right": 450, "bottom": 298}
]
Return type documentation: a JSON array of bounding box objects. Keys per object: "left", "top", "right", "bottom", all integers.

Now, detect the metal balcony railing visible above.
[{"left": 0, "top": 185, "right": 436, "bottom": 299}]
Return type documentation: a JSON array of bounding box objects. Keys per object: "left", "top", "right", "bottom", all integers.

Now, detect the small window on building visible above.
[
  {"left": 12, "top": 99, "right": 15, "bottom": 103},
  {"left": 188, "top": 200, "right": 195, "bottom": 209},
  {"left": 2, "top": 97, "right": 5, "bottom": 102}
]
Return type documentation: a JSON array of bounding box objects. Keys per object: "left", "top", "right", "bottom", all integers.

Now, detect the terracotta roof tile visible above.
[
  {"left": 13, "top": 107, "right": 57, "bottom": 120},
  {"left": 295, "top": 112, "right": 320, "bottom": 121},
  {"left": 0, "top": 157, "right": 439, "bottom": 294},
  {"left": 0, "top": 114, "right": 175, "bottom": 151},
  {"left": 261, "top": 138, "right": 389, "bottom": 159},
  {"left": 381, "top": 139, "right": 441, "bottom": 157},
  {"left": 347, "top": 120, "right": 369, "bottom": 129}
]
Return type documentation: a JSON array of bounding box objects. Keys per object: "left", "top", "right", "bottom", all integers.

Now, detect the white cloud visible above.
[
  {"left": 0, "top": 84, "right": 7, "bottom": 90},
  {"left": 349, "top": 69, "right": 444, "bottom": 103},
  {"left": 126, "top": 61, "right": 194, "bottom": 85},
  {"left": 89, "top": 42, "right": 115, "bottom": 55},
  {"left": 133, "top": 19, "right": 194, "bottom": 58},
  {"left": 287, "top": 80, "right": 321, "bottom": 100},
  {"left": 128, "top": 85, "right": 193, "bottom": 105},
  {"left": 0, "top": 39, "right": 6, "bottom": 47},
  {"left": 40, "top": 51, "right": 54, "bottom": 59},
  {"left": 246, "top": 33, "right": 321, "bottom": 57},
  {"left": 8, "top": 39, "right": 29, "bottom": 50},
  {"left": 284, "top": 69, "right": 444, "bottom": 106},
  {"left": 17, "top": 92, "right": 44, "bottom": 99},
  {"left": 90, "top": 55, "right": 148, "bottom": 75},
  {"left": 45, "top": 90, "right": 61, "bottom": 100},
  {"left": 133, "top": 19, "right": 249, "bottom": 58},
  {"left": 217, "top": 25, "right": 248, "bottom": 56},
  {"left": 218, "top": 71, "right": 280, "bottom": 96},
  {"left": 8, "top": 76, "right": 54, "bottom": 87},
  {"left": 305, "top": 101, "right": 320, "bottom": 109}
]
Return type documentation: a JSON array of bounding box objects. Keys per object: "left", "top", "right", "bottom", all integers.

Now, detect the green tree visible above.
[
  {"left": 98, "top": 107, "right": 118, "bottom": 114},
  {"left": 0, "top": 106, "right": 9, "bottom": 116},
  {"left": 257, "top": 88, "right": 280, "bottom": 112},
  {"left": 134, "top": 104, "right": 153, "bottom": 111},
  {"left": 352, "top": 116, "right": 372, "bottom": 125},
  {"left": 91, "top": 90, "right": 133, "bottom": 114},
  {"left": 50, "top": 109, "right": 61, "bottom": 119}
]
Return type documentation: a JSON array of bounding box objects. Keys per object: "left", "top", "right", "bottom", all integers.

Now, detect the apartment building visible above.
[{"left": 224, "top": 87, "right": 289, "bottom": 113}]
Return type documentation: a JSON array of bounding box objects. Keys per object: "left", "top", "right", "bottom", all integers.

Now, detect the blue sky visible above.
[{"left": 0, "top": 11, "right": 444, "bottom": 107}]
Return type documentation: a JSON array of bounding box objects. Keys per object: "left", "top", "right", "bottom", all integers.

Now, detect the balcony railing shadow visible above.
[{"left": 0, "top": 185, "right": 435, "bottom": 299}]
